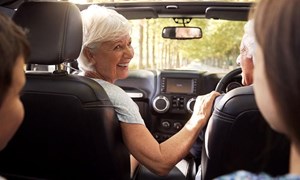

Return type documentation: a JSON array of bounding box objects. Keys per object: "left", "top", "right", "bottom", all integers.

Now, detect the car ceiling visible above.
[{"left": 0, "top": 0, "right": 253, "bottom": 21}]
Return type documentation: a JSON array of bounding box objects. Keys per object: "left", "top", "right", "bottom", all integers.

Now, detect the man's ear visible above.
[{"left": 83, "top": 47, "right": 96, "bottom": 64}]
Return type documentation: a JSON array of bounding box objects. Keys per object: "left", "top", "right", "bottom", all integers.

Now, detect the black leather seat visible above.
[
  {"left": 0, "top": 2, "right": 130, "bottom": 180},
  {"left": 200, "top": 86, "right": 290, "bottom": 180}
]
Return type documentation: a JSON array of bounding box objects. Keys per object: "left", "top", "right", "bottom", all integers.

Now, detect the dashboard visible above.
[{"left": 115, "top": 69, "right": 221, "bottom": 143}]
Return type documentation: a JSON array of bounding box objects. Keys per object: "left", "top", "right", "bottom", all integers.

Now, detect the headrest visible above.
[
  {"left": 13, "top": 1, "right": 82, "bottom": 65},
  {"left": 216, "top": 86, "right": 257, "bottom": 116},
  {"left": 205, "top": 86, "right": 257, "bottom": 159}
]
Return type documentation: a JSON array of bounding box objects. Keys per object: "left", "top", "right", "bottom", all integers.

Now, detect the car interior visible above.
[{"left": 0, "top": 0, "right": 291, "bottom": 180}]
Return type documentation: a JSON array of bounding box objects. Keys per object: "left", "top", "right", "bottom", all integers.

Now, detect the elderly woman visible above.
[
  {"left": 216, "top": 0, "right": 300, "bottom": 179},
  {"left": 77, "top": 5, "right": 219, "bottom": 177}
]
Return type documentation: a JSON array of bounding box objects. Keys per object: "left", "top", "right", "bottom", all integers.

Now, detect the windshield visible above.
[{"left": 129, "top": 18, "right": 245, "bottom": 73}]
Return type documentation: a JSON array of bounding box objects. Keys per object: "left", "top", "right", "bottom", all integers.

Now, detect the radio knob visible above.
[
  {"left": 173, "top": 122, "right": 183, "bottom": 130},
  {"left": 186, "top": 97, "right": 196, "bottom": 113},
  {"left": 153, "top": 96, "right": 170, "bottom": 113},
  {"left": 161, "top": 121, "right": 171, "bottom": 129}
]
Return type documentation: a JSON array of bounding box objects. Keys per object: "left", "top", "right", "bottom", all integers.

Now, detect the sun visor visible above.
[
  {"left": 206, "top": 7, "right": 251, "bottom": 21},
  {"left": 114, "top": 7, "right": 158, "bottom": 19}
]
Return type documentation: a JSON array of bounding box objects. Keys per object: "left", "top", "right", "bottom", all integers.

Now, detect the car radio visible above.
[
  {"left": 153, "top": 76, "right": 198, "bottom": 114},
  {"left": 161, "top": 77, "right": 198, "bottom": 94}
]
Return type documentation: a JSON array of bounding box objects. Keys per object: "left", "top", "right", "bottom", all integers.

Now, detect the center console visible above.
[
  {"left": 151, "top": 71, "right": 204, "bottom": 142},
  {"left": 153, "top": 77, "right": 197, "bottom": 114}
]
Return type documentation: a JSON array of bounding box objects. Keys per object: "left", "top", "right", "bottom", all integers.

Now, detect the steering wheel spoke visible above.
[{"left": 215, "top": 68, "right": 242, "bottom": 93}]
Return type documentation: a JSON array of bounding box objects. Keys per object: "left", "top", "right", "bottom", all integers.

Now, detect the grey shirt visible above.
[{"left": 93, "top": 79, "right": 145, "bottom": 125}]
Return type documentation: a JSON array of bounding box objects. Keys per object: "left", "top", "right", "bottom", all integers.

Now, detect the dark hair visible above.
[
  {"left": 0, "top": 13, "right": 30, "bottom": 107},
  {"left": 254, "top": 0, "right": 300, "bottom": 144}
]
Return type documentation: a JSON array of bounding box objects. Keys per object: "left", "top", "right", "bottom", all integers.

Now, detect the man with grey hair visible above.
[
  {"left": 193, "top": 20, "right": 256, "bottom": 179},
  {"left": 236, "top": 19, "right": 255, "bottom": 86}
]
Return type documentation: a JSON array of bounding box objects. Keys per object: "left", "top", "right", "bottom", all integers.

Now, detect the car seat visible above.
[
  {"left": 132, "top": 154, "right": 196, "bottom": 180},
  {"left": 200, "top": 86, "right": 290, "bottom": 179},
  {"left": 0, "top": 1, "right": 130, "bottom": 180}
]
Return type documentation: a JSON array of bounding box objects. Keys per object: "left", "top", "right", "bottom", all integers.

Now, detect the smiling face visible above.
[
  {"left": 89, "top": 34, "right": 134, "bottom": 83},
  {"left": 0, "top": 56, "right": 25, "bottom": 150}
]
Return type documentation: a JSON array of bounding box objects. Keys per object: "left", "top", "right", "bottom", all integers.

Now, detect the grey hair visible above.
[
  {"left": 77, "top": 5, "right": 131, "bottom": 72},
  {"left": 236, "top": 19, "right": 256, "bottom": 65},
  {"left": 243, "top": 19, "right": 256, "bottom": 64}
]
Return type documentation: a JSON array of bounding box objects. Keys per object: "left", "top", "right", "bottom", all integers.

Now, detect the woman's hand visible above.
[{"left": 188, "top": 91, "right": 220, "bottom": 128}]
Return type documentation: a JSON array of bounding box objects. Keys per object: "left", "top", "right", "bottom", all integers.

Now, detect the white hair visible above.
[
  {"left": 236, "top": 19, "right": 256, "bottom": 65},
  {"left": 242, "top": 19, "right": 256, "bottom": 63},
  {"left": 77, "top": 5, "right": 131, "bottom": 72}
]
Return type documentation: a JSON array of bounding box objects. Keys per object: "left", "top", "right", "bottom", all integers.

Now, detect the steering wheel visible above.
[{"left": 215, "top": 67, "right": 242, "bottom": 93}]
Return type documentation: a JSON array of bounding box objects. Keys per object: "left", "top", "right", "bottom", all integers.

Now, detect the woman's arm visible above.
[{"left": 121, "top": 91, "right": 219, "bottom": 176}]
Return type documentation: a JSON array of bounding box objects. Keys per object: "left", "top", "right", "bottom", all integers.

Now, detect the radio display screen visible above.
[{"left": 166, "top": 78, "right": 194, "bottom": 94}]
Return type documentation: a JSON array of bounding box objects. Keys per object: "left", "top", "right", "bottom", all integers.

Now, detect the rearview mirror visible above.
[{"left": 162, "top": 27, "right": 202, "bottom": 40}]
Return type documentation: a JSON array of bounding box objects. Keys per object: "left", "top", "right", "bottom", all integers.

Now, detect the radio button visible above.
[
  {"left": 173, "top": 122, "right": 183, "bottom": 130},
  {"left": 153, "top": 96, "right": 170, "bottom": 113},
  {"left": 162, "top": 121, "right": 171, "bottom": 129},
  {"left": 187, "top": 97, "right": 196, "bottom": 113}
]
